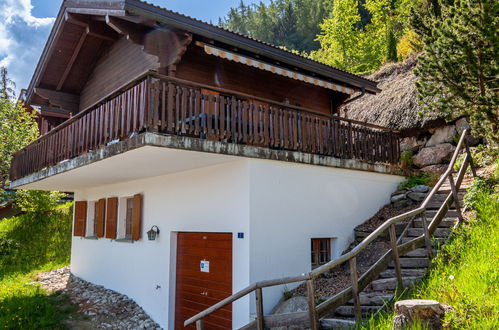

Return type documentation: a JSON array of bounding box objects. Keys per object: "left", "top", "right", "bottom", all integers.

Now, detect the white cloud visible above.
[{"left": 0, "top": 0, "right": 55, "bottom": 96}]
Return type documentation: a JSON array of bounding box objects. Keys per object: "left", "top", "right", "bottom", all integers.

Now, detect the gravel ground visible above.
[{"left": 37, "top": 267, "right": 162, "bottom": 330}]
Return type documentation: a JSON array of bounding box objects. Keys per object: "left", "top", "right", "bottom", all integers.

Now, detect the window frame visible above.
[{"left": 311, "top": 238, "right": 332, "bottom": 269}]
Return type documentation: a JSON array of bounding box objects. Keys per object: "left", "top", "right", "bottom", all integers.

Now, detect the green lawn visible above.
[
  {"left": 0, "top": 204, "right": 76, "bottom": 329},
  {"left": 360, "top": 170, "right": 499, "bottom": 329}
]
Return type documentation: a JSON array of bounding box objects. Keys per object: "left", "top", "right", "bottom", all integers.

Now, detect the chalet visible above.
[{"left": 10, "top": 1, "right": 406, "bottom": 328}]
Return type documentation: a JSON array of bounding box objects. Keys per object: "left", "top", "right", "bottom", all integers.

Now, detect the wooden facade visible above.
[{"left": 11, "top": 0, "right": 399, "bottom": 181}]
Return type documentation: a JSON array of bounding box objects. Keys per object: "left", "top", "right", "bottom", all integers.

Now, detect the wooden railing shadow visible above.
[{"left": 185, "top": 129, "right": 476, "bottom": 330}]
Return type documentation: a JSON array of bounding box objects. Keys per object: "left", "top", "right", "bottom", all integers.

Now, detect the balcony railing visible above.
[{"left": 10, "top": 73, "right": 400, "bottom": 181}]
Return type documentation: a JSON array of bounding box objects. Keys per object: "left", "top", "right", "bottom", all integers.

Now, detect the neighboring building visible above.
[{"left": 9, "top": 1, "right": 405, "bottom": 328}]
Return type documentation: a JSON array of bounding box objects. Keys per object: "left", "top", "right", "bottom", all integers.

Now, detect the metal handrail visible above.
[{"left": 185, "top": 129, "right": 473, "bottom": 329}]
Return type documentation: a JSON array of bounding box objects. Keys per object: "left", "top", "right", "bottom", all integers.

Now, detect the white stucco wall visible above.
[
  {"left": 70, "top": 156, "right": 403, "bottom": 328},
  {"left": 71, "top": 160, "right": 251, "bottom": 329},
  {"left": 248, "top": 160, "right": 403, "bottom": 314}
]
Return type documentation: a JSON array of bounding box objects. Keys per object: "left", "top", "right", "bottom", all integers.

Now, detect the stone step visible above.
[
  {"left": 320, "top": 318, "right": 356, "bottom": 329},
  {"left": 348, "top": 292, "right": 394, "bottom": 306},
  {"left": 334, "top": 305, "right": 383, "bottom": 317},
  {"left": 426, "top": 195, "right": 464, "bottom": 210},
  {"left": 426, "top": 209, "right": 459, "bottom": 218},
  {"left": 407, "top": 228, "right": 451, "bottom": 238},
  {"left": 401, "top": 237, "right": 446, "bottom": 247},
  {"left": 379, "top": 268, "right": 427, "bottom": 278},
  {"left": 390, "top": 257, "right": 430, "bottom": 268},
  {"left": 402, "top": 248, "right": 440, "bottom": 258},
  {"left": 370, "top": 276, "right": 422, "bottom": 291},
  {"left": 413, "top": 218, "right": 456, "bottom": 228}
]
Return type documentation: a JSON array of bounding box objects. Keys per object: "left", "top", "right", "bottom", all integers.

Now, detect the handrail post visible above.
[
  {"left": 349, "top": 257, "right": 361, "bottom": 320},
  {"left": 448, "top": 174, "right": 464, "bottom": 222},
  {"left": 196, "top": 319, "right": 204, "bottom": 330},
  {"left": 306, "top": 279, "right": 319, "bottom": 330},
  {"left": 465, "top": 141, "right": 477, "bottom": 177},
  {"left": 422, "top": 211, "right": 433, "bottom": 259},
  {"left": 389, "top": 224, "right": 403, "bottom": 289},
  {"left": 255, "top": 288, "right": 264, "bottom": 330}
]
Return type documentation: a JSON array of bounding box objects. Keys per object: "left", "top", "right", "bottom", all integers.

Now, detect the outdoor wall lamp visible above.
[{"left": 147, "top": 226, "right": 160, "bottom": 241}]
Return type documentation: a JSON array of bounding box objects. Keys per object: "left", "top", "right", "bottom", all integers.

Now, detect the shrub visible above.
[
  {"left": 398, "top": 171, "right": 437, "bottom": 190},
  {"left": 14, "top": 190, "right": 67, "bottom": 214},
  {"left": 400, "top": 150, "right": 413, "bottom": 168}
]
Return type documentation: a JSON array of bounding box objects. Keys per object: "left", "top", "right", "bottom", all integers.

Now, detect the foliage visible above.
[
  {"left": 0, "top": 96, "right": 39, "bottom": 192},
  {"left": 219, "top": 0, "right": 333, "bottom": 53},
  {"left": 0, "top": 203, "right": 72, "bottom": 278},
  {"left": 0, "top": 67, "right": 16, "bottom": 100},
  {"left": 14, "top": 190, "right": 67, "bottom": 214},
  {"left": 396, "top": 29, "right": 422, "bottom": 60},
  {"left": 413, "top": 0, "right": 499, "bottom": 145},
  {"left": 400, "top": 150, "right": 413, "bottom": 168},
  {"left": 311, "top": 0, "right": 425, "bottom": 74},
  {"left": 453, "top": 144, "right": 499, "bottom": 172},
  {"left": 398, "top": 171, "right": 435, "bottom": 190},
  {"left": 360, "top": 171, "right": 499, "bottom": 329}
]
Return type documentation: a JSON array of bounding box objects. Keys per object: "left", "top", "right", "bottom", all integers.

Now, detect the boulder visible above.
[
  {"left": 392, "top": 299, "right": 450, "bottom": 330},
  {"left": 400, "top": 136, "right": 426, "bottom": 152},
  {"left": 420, "top": 164, "right": 448, "bottom": 175},
  {"left": 455, "top": 118, "right": 480, "bottom": 146},
  {"left": 393, "top": 199, "right": 413, "bottom": 209},
  {"left": 391, "top": 193, "right": 407, "bottom": 203},
  {"left": 410, "top": 185, "right": 430, "bottom": 193},
  {"left": 272, "top": 296, "right": 308, "bottom": 315},
  {"left": 413, "top": 144, "right": 456, "bottom": 168},
  {"left": 426, "top": 126, "right": 456, "bottom": 147},
  {"left": 407, "top": 192, "right": 427, "bottom": 202}
]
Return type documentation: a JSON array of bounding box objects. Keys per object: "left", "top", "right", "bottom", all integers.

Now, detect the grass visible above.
[
  {"left": 0, "top": 203, "right": 76, "bottom": 329},
  {"left": 360, "top": 165, "right": 499, "bottom": 329}
]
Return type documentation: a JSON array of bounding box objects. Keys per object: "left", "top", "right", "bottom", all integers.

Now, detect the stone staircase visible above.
[{"left": 319, "top": 179, "right": 470, "bottom": 329}]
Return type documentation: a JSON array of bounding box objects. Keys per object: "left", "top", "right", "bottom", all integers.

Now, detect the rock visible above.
[
  {"left": 455, "top": 118, "right": 470, "bottom": 135},
  {"left": 420, "top": 164, "right": 448, "bottom": 175},
  {"left": 272, "top": 296, "right": 308, "bottom": 315},
  {"left": 410, "top": 185, "right": 430, "bottom": 193},
  {"left": 393, "top": 199, "right": 413, "bottom": 209},
  {"left": 413, "top": 143, "right": 456, "bottom": 168},
  {"left": 400, "top": 136, "right": 426, "bottom": 152},
  {"left": 426, "top": 126, "right": 456, "bottom": 147},
  {"left": 391, "top": 193, "right": 407, "bottom": 203},
  {"left": 407, "top": 192, "right": 427, "bottom": 202},
  {"left": 391, "top": 189, "right": 408, "bottom": 197},
  {"left": 392, "top": 299, "right": 449, "bottom": 330}
]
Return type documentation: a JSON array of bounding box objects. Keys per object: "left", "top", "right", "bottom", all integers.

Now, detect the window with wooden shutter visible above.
[
  {"left": 131, "top": 194, "right": 142, "bottom": 241},
  {"left": 311, "top": 238, "right": 331, "bottom": 268},
  {"left": 125, "top": 198, "right": 133, "bottom": 239},
  {"left": 95, "top": 199, "right": 106, "bottom": 238},
  {"left": 73, "top": 201, "right": 87, "bottom": 237},
  {"left": 105, "top": 197, "right": 118, "bottom": 239}
]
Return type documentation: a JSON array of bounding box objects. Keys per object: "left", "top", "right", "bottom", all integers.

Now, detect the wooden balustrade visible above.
[{"left": 10, "top": 74, "right": 400, "bottom": 182}]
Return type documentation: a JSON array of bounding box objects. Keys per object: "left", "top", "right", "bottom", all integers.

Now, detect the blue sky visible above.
[{"left": 0, "top": 0, "right": 268, "bottom": 96}]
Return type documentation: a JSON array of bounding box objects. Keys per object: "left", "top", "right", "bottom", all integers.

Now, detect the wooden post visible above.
[
  {"left": 255, "top": 288, "right": 264, "bottom": 330},
  {"left": 306, "top": 280, "right": 319, "bottom": 330},
  {"left": 465, "top": 142, "right": 477, "bottom": 177},
  {"left": 196, "top": 319, "right": 204, "bottom": 330},
  {"left": 349, "top": 257, "right": 361, "bottom": 320},
  {"left": 422, "top": 212, "right": 433, "bottom": 259},
  {"left": 389, "top": 224, "right": 403, "bottom": 289},
  {"left": 448, "top": 174, "right": 464, "bottom": 222}
]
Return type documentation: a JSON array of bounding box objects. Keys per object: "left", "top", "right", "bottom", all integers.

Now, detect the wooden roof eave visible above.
[{"left": 124, "top": 0, "right": 381, "bottom": 94}]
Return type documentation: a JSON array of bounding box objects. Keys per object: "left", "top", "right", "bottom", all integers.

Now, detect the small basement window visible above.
[{"left": 311, "top": 238, "right": 332, "bottom": 268}]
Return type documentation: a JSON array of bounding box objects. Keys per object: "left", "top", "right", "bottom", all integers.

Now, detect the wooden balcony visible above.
[{"left": 10, "top": 73, "right": 400, "bottom": 182}]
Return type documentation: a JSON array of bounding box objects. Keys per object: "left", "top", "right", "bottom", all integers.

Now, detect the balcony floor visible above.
[{"left": 10, "top": 132, "right": 408, "bottom": 191}]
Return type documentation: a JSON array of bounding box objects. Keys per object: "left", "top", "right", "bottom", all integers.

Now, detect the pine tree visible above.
[
  {"left": 0, "top": 67, "right": 16, "bottom": 100},
  {"left": 413, "top": 0, "right": 499, "bottom": 144}
]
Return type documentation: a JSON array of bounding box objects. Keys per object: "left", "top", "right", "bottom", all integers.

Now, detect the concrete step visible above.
[
  {"left": 413, "top": 218, "right": 456, "bottom": 228},
  {"left": 320, "top": 318, "right": 356, "bottom": 329},
  {"left": 379, "top": 268, "right": 427, "bottom": 278},
  {"left": 402, "top": 248, "right": 440, "bottom": 258},
  {"left": 390, "top": 257, "right": 430, "bottom": 268},
  {"left": 335, "top": 305, "right": 382, "bottom": 317},
  {"left": 426, "top": 209, "right": 459, "bottom": 218},
  {"left": 348, "top": 292, "right": 394, "bottom": 306},
  {"left": 370, "top": 276, "right": 422, "bottom": 291},
  {"left": 401, "top": 237, "right": 446, "bottom": 247},
  {"left": 407, "top": 228, "right": 451, "bottom": 238}
]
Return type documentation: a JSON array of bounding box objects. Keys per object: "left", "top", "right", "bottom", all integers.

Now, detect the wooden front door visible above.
[{"left": 175, "top": 233, "right": 233, "bottom": 329}]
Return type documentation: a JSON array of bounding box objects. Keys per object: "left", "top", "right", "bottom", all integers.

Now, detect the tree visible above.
[
  {"left": 0, "top": 67, "right": 16, "bottom": 100},
  {"left": 219, "top": 0, "right": 333, "bottom": 52},
  {"left": 413, "top": 0, "right": 499, "bottom": 144}
]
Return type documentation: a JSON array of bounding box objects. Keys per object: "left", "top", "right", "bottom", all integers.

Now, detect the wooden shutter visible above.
[
  {"left": 73, "top": 201, "right": 87, "bottom": 237},
  {"left": 95, "top": 199, "right": 106, "bottom": 238},
  {"left": 105, "top": 197, "right": 118, "bottom": 239},
  {"left": 131, "top": 194, "right": 142, "bottom": 241}
]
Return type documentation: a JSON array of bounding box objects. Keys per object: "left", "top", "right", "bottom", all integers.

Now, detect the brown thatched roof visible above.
[{"left": 342, "top": 57, "right": 446, "bottom": 132}]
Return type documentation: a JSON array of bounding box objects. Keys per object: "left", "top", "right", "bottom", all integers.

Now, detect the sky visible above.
[{"left": 0, "top": 0, "right": 269, "bottom": 96}]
